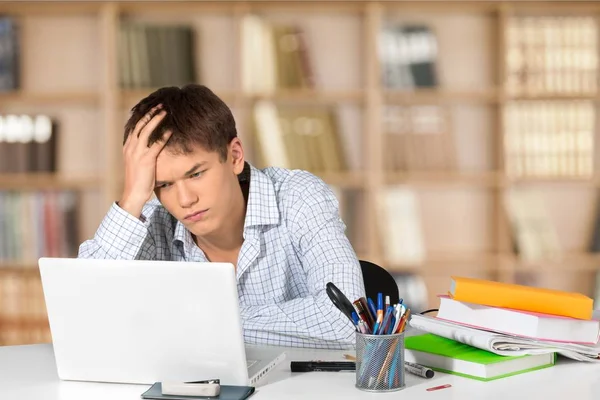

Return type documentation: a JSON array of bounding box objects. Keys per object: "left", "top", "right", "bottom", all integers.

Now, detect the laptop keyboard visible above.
[{"left": 247, "top": 360, "right": 258, "bottom": 368}]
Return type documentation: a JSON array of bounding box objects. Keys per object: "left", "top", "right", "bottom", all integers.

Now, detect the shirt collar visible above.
[
  {"left": 172, "top": 162, "right": 279, "bottom": 246},
  {"left": 244, "top": 163, "right": 280, "bottom": 229}
]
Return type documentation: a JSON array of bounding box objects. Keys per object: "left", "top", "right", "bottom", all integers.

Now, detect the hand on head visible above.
[{"left": 118, "top": 104, "right": 172, "bottom": 218}]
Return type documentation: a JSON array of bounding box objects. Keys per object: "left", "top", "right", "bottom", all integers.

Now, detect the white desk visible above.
[{"left": 3, "top": 343, "right": 600, "bottom": 399}]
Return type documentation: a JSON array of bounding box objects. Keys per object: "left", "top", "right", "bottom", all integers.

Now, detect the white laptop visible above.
[{"left": 38, "top": 257, "right": 286, "bottom": 386}]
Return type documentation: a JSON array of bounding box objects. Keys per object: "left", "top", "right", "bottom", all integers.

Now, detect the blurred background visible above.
[{"left": 1, "top": 0, "right": 600, "bottom": 345}]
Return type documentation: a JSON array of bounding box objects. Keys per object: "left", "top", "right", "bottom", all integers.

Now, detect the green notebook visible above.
[{"left": 404, "top": 334, "right": 556, "bottom": 381}]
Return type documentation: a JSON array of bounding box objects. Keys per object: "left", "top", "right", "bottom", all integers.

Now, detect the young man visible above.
[{"left": 78, "top": 84, "right": 365, "bottom": 349}]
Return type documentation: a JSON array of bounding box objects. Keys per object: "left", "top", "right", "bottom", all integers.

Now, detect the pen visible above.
[
  {"left": 290, "top": 361, "right": 355, "bottom": 372},
  {"left": 378, "top": 305, "right": 394, "bottom": 335},
  {"left": 373, "top": 293, "right": 383, "bottom": 333},
  {"left": 358, "top": 297, "right": 374, "bottom": 327},
  {"left": 404, "top": 362, "right": 434, "bottom": 379},
  {"left": 397, "top": 308, "right": 411, "bottom": 333},
  {"left": 353, "top": 299, "right": 373, "bottom": 333},
  {"left": 367, "top": 297, "right": 377, "bottom": 323},
  {"left": 351, "top": 311, "right": 359, "bottom": 328}
]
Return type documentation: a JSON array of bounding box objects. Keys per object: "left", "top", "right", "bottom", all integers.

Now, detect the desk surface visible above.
[{"left": 2, "top": 343, "right": 600, "bottom": 399}]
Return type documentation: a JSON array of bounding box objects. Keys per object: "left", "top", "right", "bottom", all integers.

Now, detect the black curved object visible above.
[{"left": 359, "top": 260, "right": 400, "bottom": 305}]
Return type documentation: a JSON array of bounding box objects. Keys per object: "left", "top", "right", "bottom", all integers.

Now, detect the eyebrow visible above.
[{"left": 155, "top": 162, "right": 206, "bottom": 187}]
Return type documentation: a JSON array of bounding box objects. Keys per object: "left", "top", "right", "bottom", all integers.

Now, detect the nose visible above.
[{"left": 176, "top": 181, "right": 198, "bottom": 209}]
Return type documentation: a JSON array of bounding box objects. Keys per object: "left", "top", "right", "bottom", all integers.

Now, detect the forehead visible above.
[{"left": 155, "top": 144, "right": 217, "bottom": 175}]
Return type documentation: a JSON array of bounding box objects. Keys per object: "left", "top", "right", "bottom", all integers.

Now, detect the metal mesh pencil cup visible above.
[{"left": 355, "top": 331, "right": 405, "bottom": 392}]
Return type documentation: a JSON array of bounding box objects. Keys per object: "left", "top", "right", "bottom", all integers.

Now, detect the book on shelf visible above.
[
  {"left": 0, "top": 271, "right": 50, "bottom": 346},
  {"left": 0, "top": 191, "right": 78, "bottom": 264},
  {"left": 0, "top": 114, "right": 57, "bottom": 174},
  {"left": 379, "top": 23, "right": 438, "bottom": 89},
  {"left": 505, "top": 16, "right": 598, "bottom": 96},
  {"left": 437, "top": 295, "right": 600, "bottom": 344},
  {"left": 382, "top": 105, "right": 455, "bottom": 171},
  {"left": 588, "top": 192, "right": 600, "bottom": 254},
  {"left": 0, "top": 16, "right": 19, "bottom": 91},
  {"left": 252, "top": 100, "right": 347, "bottom": 174},
  {"left": 503, "top": 100, "right": 594, "bottom": 178},
  {"left": 242, "top": 15, "right": 314, "bottom": 93},
  {"left": 376, "top": 186, "right": 425, "bottom": 265},
  {"left": 405, "top": 333, "right": 556, "bottom": 381},
  {"left": 503, "top": 187, "right": 562, "bottom": 262},
  {"left": 118, "top": 22, "right": 196, "bottom": 89}
]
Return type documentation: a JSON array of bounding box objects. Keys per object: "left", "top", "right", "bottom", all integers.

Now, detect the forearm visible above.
[
  {"left": 240, "top": 294, "right": 357, "bottom": 349},
  {"left": 240, "top": 262, "right": 364, "bottom": 349},
  {"left": 78, "top": 202, "right": 155, "bottom": 260}
]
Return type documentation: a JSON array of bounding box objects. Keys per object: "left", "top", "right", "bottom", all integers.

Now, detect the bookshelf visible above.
[{"left": 1, "top": 0, "right": 600, "bottom": 345}]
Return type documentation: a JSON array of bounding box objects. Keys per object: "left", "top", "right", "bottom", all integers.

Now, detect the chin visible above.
[{"left": 186, "top": 220, "right": 216, "bottom": 238}]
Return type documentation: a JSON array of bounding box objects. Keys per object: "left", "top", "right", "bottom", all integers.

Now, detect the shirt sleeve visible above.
[
  {"left": 240, "top": 173, "right": 366, "bottom": 349},
  {"left": 77, "top": 201, "right": 158, "bottom": 260}
]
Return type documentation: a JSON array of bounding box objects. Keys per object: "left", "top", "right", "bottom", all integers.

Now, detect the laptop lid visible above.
[{"left": 39, "top": 258, "right": 258, "bottom": 385}]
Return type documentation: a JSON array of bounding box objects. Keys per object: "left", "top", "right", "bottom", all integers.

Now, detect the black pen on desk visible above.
[{"left": 290, "top": 361, "right": 356, "bottom": 372}]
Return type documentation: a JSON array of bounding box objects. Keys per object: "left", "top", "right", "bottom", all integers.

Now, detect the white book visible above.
[{"left": 437, "top": 295, "right": 600, "bottom": 344}]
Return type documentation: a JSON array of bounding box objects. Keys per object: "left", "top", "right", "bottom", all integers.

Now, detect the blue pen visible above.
[
  {"left": 379, "top": 305, "right": 394, "bottom": 335},
  {"left": 373, "top": 293, "right": 383, "bottom": 334},
  {"left": 367, "top": 298, "right": 377, "bottom": 322},
  {"left": 351, "top": 311, "right": 360, "bottom": 328},
  {"left": 387, "top": 315, "right": 396, "bottom": 335}
]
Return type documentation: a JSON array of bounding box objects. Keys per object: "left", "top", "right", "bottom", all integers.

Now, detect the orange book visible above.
[{"left": 449, "top": 276, "right": 593, "bottom": 320}]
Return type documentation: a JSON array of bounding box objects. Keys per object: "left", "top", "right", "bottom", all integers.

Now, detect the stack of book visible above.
[
  {"left": 252, "top": 102, "right": 346, "bottom": 175},
  {"left": 242, "top": 15, "right": 314, "bottom": 93},
  {"left": 405, "top": 276, "right": 599, "bottom": 381},
  {"left": 0, "top": 114, "right": 57, "bottom": 173},
  {"left": 118, "top": 22, "right": 196, "bottom": 89}
]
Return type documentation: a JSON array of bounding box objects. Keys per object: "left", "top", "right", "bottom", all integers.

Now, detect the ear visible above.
[{"left": 228, "top": 138, "right": 245, "bottom": 175}]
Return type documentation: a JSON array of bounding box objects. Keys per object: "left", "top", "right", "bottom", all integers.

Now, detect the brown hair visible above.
[{"left": 123, "top": 84, "right": 237, "bottom": 161}]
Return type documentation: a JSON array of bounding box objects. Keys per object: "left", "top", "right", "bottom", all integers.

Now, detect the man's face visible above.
[{"left": 154, "top": 140, "right": 244, "bottom": 238}]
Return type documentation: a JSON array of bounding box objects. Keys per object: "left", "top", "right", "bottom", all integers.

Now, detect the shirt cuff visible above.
[{"left": 93, "top": 202, "right": 151, "bottom": 259}]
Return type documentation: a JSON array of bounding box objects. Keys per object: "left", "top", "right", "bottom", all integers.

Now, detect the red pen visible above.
[
  {"left": 353, "top": 300, "right": 373, "bottom": 333},
  {"left": 426, "top": 384, "right": 451, "bottom": 392}
]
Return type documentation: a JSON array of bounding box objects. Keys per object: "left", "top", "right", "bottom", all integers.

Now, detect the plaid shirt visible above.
[{"left": 78, "top": 163, "right": 365, "bottom": 349}]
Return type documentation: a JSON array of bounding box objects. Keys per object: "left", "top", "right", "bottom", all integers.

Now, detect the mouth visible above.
[{"left": 184, "top": 209, "right": 208, "bottom": 221}]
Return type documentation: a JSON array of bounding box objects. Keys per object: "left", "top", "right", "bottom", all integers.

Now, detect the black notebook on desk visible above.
[{"left": 141, "top": 382, "right": 255, "bottom": 400}]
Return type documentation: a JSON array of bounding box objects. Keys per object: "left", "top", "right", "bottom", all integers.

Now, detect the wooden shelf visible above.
[
  {"left": 385, "top": 88, "right": 499, "bottom": 104},
  {"left": 0, "top": 317, "right": 48, "bottom": 329},
  {"left": 503, "top": 92, "right": 598, "bottom": 102},
  {"left": 383, "top": 172, "right": 600, "bottom": 188},
  {"left": 0, "top": 2, "right": 101, "bottom": 15},
  {"left": 121, "top": 89, "right": 237, "bottom": 109},
  {"left": 123, "top": 89, "right": 364, "bottom": 106},
  {"left": 0, "top": 174, "right": 102, "bottom": 191},
  {"left": 317, "top": 171, "right": 365, "bottom": 189},
  {"left": 0, "top": 264, "right": 39, "bottom": 273},
  {"left": 247, "top": 90, "right": 364, "bottom": 104},
  {"left": 511, "top": 253, "right": 600, "bottom": 272},
  {"left": 0, "top": 91, "right": 99, "bottom": 106},
  {"left": 385, "top": 252, "right": 504, "bottom": 274},
  {"left": 502, "top": 175, "right": 598, "bottom": 187},
  {"left": 385, "top": 171, "right": 502, "bottom": 187},
  {"left": 385, "top": 251, "right": 600, "bottom": 274}
]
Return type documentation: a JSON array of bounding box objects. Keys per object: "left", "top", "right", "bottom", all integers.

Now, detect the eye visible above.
[
  {"left": 189, "top": 170, "right": 205, "bottom": 179},
  {"left": 156, "top": 182, "right": 172, "bottom": 189}
]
